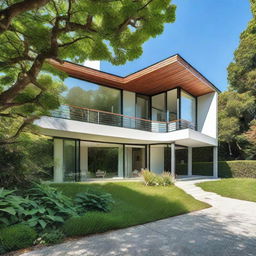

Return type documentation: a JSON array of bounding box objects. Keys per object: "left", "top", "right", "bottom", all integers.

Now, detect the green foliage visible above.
[
  {"left": 218, "top": 160, "right": 256, "bottom": 178},
  {"left": 25, "top": 184, "right": 78, "bottom": 230},
  {"left": 35, "top": 229, "right": 65, "bottom": 245},
  {"left": 59, "top": 182, "right": 208, "bottom": 237},
  {"left": 187, "top": 161, "right": 256, "bottom": 178},
  {"left": 141, "top": 170, "right": 174, "bottom": 186},
  {"left": 0, "top": 224, "right": 37, "bottom": 252},
  {"left": 228, "top": 0, "right": 256, "bottom": 94},
  {"left": 0, "top": 184, "right": 78, "bottom": 231},
  {"left": 219, "top": 0, "right": 256, "bottom": 160},
  {"left": 0, "top": 188, "right": 32, "bottom": 228},
  {"left": 197, "top": 178, "right": 256, "bottom": 203},
  {"left": 0, "top": 133, "right": 53, "bottom": 188},
  {"left": 75, "top": 189, "right": 115, "bottom": 213},
  {"left": 0, "top": 0, "right": 176, "bottom": 144},
  {"left": 63, "top": 212, "right": 118, "bottom": 237}
]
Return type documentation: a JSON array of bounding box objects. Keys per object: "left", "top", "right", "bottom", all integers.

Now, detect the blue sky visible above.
[{"left": 101, "top": 0, "right": 252, "bottom": 92}]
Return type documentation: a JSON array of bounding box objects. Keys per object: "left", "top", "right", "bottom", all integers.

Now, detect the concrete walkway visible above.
[{"left": 20, "top": 179, "right": 256, "bottom": 256}]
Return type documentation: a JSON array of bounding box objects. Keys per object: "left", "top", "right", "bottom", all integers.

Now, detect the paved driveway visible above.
[{"left": 20, "top": 179, "right": 256, "bottom": 256}]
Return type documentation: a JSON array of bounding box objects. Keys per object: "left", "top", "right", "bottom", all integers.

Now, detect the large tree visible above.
[
  {"left": 0, "top": 0, "right": 176, "bottom": 145},
  {"left": 219, "top": 0, "right": 256, "bottom": 159}
]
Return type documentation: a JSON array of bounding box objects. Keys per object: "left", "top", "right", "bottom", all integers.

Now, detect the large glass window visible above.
[
  {"left": 167, "top": 89, "right": 178, "bottom": 121},
  {"left": 180, "top": 90, "right": 196, "bottom": 124},
  {"left": 88, "top": 147, "right": 119, "bottom": 178},
  {"left": 63, "top": 139, "right": 79, "bottom": 181},
  {"left": 192, "top": 147, "right": 213, "bottom": 176},
  {"left": 135, "top": 94, "right": 150, "bottom": 131},
  {"left": 136, "top": 94, "right": 149, "bottom": 119},
  {"left": 64, "top": 77, "right": 121, "bottom": 113},
  {"left": 152, "top": 93, "right": 166, "bottom": 121}
]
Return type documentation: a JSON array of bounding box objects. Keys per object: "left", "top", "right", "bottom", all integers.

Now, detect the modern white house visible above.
[{"left": 35, "top": 54, "right": 220, "bottom": 182}]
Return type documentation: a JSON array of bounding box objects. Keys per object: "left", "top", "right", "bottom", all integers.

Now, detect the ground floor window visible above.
[
  {"left": 125, "top": 145, "right": 146, "bottom": 177},
  {"left": 63, "top": 139, "right": 79, "bottom": 181},
  {"left": 192, "top": 147, "right": 213, "bottom": 176}
]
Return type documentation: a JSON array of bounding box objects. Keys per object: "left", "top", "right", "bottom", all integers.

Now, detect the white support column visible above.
[
  {"left": 213, "top": 146, "right": 218, "bottom": 178},
  {"left": 171, "top": 143, "right": 175, "bottom": 177},
  {"left": 188, "top": 147, "right": 192, "bottom": 176},
  {"left": 80, "top": 142, "right": 88, "bottom": 181},
  {"left": 53, "top": 138, "right": 63, "bottom": 182}
]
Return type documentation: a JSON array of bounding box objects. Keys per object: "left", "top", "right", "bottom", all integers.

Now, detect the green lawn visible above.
[
  {"left": 197, "top": 178, "right": 256, "bottom": 202},
  {"left": 53, "top": 182, "right": 209, "bottom": 237}
]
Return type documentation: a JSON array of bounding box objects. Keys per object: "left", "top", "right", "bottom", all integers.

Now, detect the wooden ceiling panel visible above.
[{"left": 49, "top": 54, "right": 219, "bottom": 97}]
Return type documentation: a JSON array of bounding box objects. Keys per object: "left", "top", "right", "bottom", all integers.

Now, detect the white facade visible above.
[{"left": 35, "top": 57, "right": 219, "bottom": 182}]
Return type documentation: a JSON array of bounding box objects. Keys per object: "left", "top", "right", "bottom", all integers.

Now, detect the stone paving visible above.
[{"left": 20, "top": 179, "right": 256, "bottom": 256}]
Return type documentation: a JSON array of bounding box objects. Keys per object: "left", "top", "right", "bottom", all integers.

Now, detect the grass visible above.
[
  {"left": 53, "top": 182, "right": 209, "bottom": 237},
  {"left": 197, "top": 178, "right": 256, "bottom": 202}
]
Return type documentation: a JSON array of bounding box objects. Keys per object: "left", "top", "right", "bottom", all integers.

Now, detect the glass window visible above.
[
  {"left": 176, "top": 147, "right": 188, "bottom": 175},
  {"left": 192, "top": 147, "right": 213, "bottom": 176},
  {"left": 64, "top": 77, "right": 121, "bottom": 113},
  {"left": 63, "top": 140, "right": 79, "bottom": 181},
  {"left": 167, "top": 89, "right": 178, "bottom": 121},
  {"left": 180, "top": 90, "right": 196, "bottom": 124},
  {"left": 88, "top": 147, "right": 119, "bottom": 178},
  {"left": 136, "top": 94, "right": 149, "bottom": 119},
  {"left": 152, "top": 93, "right": 166, "bottom": 121}
]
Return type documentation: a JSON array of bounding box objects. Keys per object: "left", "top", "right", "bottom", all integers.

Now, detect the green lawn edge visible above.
[
  {"left": 52, "top": 182, "right": 210, "bottom": 237},
  {"left": 197, "top": 178, "right": 256, "bottom": 203}
]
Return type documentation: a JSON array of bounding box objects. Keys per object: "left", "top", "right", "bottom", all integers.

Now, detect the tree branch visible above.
[{"left": 0, "top": 0, "right": 50, "bottom": 33}]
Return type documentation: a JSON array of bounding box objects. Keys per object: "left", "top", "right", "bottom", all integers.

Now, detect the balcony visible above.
[{"left": 51, "top": 104, "right": 196, "bottom": 133}]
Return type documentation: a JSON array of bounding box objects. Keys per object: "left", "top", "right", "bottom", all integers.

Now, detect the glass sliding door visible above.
[
  {"left": 180, "top": 90, "right": 196, "bottom": 127},
  {"left": 125, "top": 145, "right": 146, "bottom": 177},
  {"left": 63, "top": 139, "right": 80, "bottom": 181},
  {"left": 80, "top": 141, "right": 122, "bottom": 179},
  {"left": 175, "top": 146, "right": 188, "bottom": 175}
]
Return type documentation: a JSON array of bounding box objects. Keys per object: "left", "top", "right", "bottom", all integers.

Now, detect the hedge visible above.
[
  {"left": 218, "top": 160, "right": 256, "bottom": 178},
  {"left": 0, "top": 224, "right": 37, "bottom": 253},
  {"left": 177, "top": 160, "right": 256, "bottom": 178}
]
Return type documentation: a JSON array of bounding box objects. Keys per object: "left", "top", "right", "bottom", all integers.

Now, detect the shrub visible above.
[
  {"left": 25, "top": 183, "right": 78, "bottom": 230},
  {"left": 0, "top": 188, "right": 31, "bottom": 228},
  {"left": 35, "top": 229, "right": 65, "bottom": 245},
  {"left": 187, "top": 160, "right": 256, "bottom": 178},
  {"left": 63, "top": 212, "right": 118, "bottom": 237},
  {"left": 74, "top": 189, "right": 115, "bottom": 213},
  {"left": 141, "top": 170, "right": 174, "bottom": 186},
  {"left": 0, "top": 224, "right": 37, "bottom": 252},
  {"left": 0, "top": 184, "right": 78, "bottom": 231},
  {"left": 0, "top": 134, "right": 53, "bottom": 188},
  {"left": 218, "top": 160, "right": 256, "bottom": 178},
  {"left": 141, "top": 170, "right": 157, "bottom": 186}
]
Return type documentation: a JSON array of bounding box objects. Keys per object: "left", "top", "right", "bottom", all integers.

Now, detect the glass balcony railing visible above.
[{"left": 50, "top": 104, "right": 196, "bottom": 133}]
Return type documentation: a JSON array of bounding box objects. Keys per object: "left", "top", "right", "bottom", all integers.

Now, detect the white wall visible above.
[
  {"left": 150, "top": 146, "right": 165, "bottom": 174},
  {"left": 197, "top": 92, "right": 218, "bottom": 139}
]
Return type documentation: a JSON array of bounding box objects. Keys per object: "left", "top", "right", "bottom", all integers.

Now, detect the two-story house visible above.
[{"left": 35, "top": 54, "right": 219, "bottom": 182}]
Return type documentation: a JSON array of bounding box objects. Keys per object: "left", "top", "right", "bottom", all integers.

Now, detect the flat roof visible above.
[{"left": 49, "top": 54, "right": 220, "bottom": 96}]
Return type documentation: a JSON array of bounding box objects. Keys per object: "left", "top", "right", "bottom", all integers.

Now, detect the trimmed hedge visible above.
[
  {"left": 177, "top": 160, "right": 256, "bottom": 178},
  {"left": 218, "top": 160, "right": 256, "bottom": 178},
  {"left": 0, "top": 224, "right": 37, "bottom": 252}
]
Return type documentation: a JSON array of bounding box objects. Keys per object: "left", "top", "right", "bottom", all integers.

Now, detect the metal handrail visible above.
[{"left": 51, "top": 104, "right": 196, "bottom": 133}]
